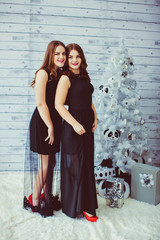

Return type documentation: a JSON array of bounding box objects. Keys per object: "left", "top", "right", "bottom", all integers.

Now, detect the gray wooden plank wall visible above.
[{"left": 0, "top": 0, "right": 160, "bottom": 171}]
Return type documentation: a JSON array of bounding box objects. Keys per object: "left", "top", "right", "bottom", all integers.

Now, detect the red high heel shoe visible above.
[
  {"left": 40, "top": 193, "right": 45, "bottom": 201},
  {"left": 83, "top": 211, "right": 98, "bottom": 222},
  {"left": 28, "top": 194, "right": 33, "bottom": 205},
  {"left": 28, "top": 194, "right": 39, "bottom": 212}
]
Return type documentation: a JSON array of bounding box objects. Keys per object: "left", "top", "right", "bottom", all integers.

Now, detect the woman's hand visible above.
[
  {"left": 45, "top": 125, "right": 54, "bottom": 145},
  {"left": 73, "top": 122, "right": 86, "bottom": 135},
  {"left": 92, "top": 118, "right": 98, "bottom": 132}
]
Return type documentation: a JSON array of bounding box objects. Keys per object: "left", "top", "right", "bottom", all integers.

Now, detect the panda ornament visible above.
[
  {"left": 104, "top": 128, "right": 121, "bottom": 141},
  {"left": 98, "top": 85, "right": 109, "bottom": 96},
  {"left": 98, "top": 85, "right": 115, "bottom": 98}
]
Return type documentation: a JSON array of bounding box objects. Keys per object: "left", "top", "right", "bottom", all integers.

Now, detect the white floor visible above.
[{"left": 0, "top": 172, "right": 160, "bottom": 240}]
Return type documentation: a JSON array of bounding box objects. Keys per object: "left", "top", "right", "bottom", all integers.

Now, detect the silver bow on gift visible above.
[{"left": 139, "top": 173, "right": 154, "bottom": 188}]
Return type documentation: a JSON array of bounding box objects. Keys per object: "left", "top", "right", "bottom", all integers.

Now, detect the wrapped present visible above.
[
  {"left": 131, "top": 163, "right": 160, "bottom": 205},
  {"left": 104, "top": 177, "right": 124, "bottom": 208}
]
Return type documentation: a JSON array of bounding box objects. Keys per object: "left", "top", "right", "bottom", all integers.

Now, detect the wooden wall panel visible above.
[{"left": 0, "top": 0, "right": 159, "bottom": 170}]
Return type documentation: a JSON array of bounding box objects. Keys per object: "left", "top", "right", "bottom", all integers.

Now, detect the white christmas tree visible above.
[{"left": 94, "top": 40, "right": 152, "bottom": 173}]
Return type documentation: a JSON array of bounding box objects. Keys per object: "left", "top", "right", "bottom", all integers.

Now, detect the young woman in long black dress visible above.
[
  {"left": 55, "top": 43, "right": 98, "bottom": 222},
  {"left": 23, "top": 40, "right": 66, "bottom": 217}
]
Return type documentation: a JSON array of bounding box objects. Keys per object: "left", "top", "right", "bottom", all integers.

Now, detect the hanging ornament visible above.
[
  {"left": 129, "top": 80, "right": 136, "bottom": 90},
  {"left": 104, "top": 129, "right": 121, "bottom": 140},
  {"left": 127, "top": 57, "right": 134, "bottom": 73},
  {"left": 122, "top": 99, "right": 129, "bottom": 107},
  {"left": 122, "top": 72, "right": 127, "bottom": 78},
  {"left": 121, "top": 57, "right": 134, "bottom": 78},
  {"left": 128, "top": 132, "right": 132, "bottom": 140},
  {"left": 124, "top": 119, "right": 127, "bottom": 125},
  {"left": 122, "top": 63, "right": 128, "bottom": 71},
  {"left": 96, "top": 153, "right": 101, "bottom": 159},
  {"left": 125, "top": 149, "right": 129, "bottom": 157},
  {"left": 123, "top": 79, "right": 136, "bottom": 90},
  {"left": 120, "top": 128, "right": 125, "bottom": 133},
  {"left": 99, "top": 85, "right": 109, "bottom": 96},
  {"left": 118, "top": 80, "right": 121, "bottom": 87}
]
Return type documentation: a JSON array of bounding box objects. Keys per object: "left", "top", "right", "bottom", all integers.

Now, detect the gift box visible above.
[
  {"left": 104, "top": 177, "right": 124, "bottom": 208},
  {"left": 131, "top": 163, "right": 160, "bottom": 205}
]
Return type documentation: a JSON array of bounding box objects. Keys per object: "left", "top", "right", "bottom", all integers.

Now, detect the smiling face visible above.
[
  {"left": 54, "top": 45, "right": 66, "bottom": 69},
  {"left": 68, "top": 49, "right": 82, "bottom": 74}
]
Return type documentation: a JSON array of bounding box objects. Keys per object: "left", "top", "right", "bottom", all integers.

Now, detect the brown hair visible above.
[
  {"left": 66, "top": 43, "right": 90, "bottom": 82},
  {"left": 31, "top": 40, "right": 66, "bottom": 87}
]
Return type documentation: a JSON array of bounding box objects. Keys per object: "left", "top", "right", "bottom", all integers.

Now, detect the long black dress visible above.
[
  {"left": 61, "top": 73, "right": 98, "bottom": 218},
  {"left": 23, "top": 70, "right": 62, "bottom": 216}
]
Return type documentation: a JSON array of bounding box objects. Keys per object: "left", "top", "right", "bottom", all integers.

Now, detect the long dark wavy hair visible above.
[
  {"left": 31, "top": 40, "right": 66, "bottom": 87},
  {"left": 66, "top": 43, "right": 90, "bottom": 82}
]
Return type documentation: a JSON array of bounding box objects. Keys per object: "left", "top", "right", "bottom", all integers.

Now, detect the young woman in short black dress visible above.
[
  {"left": 55, "top": 44, "right": 98, "bottom": 222},
  {"left": 23, "top": 40, "right": 66, "bottom": 217}
]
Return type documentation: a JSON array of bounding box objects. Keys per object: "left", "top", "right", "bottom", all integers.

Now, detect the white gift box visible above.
[{"left": 131, "top": 163, "right": 160, "bottom": 205}]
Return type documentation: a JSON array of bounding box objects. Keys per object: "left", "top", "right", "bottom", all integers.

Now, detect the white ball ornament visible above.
[
  {"left": 96, "top": 154, "right": 101, "bottom": 159},
  {"left": 140, "top": 119, "right": 145, "bottom": 125},
  {"left": 120, "top": 128, "right": 125, "bottom": 133},
  {"left": 148, "top": 158, "right": 152, "bottom": 163},
  {"left": 122, "top": 64, "right": 128, "bottom": 70}
]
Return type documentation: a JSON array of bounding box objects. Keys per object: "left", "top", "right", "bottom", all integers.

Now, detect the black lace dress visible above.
[
  {"left": 23, "top": 71, "right": 62, "bottom": 217},
  {"left": 61, "top": 74, "right": 98, "bottom": 218}
]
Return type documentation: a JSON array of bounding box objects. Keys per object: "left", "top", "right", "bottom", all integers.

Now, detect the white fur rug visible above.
[{"left": 0, "top": 172, "right": 160, "bottom": 240}]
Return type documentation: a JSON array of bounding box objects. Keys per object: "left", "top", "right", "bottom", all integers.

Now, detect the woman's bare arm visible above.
[
  {"left": 55, "top": 75, "right": 86, "bottom": 135},
  {"left": 92, "top": 103, "right": 98, "bottom": 132},
  {"left": 35, "top": 69, "right": 54, "bottom": 144}
]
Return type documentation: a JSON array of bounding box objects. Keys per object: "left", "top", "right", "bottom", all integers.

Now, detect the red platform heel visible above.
[
  {"left": 83, "top": 211, "right": 98, "bottom": 222},
  {"left": 28, "top": 194, "right": 39, "bottom": 213}
]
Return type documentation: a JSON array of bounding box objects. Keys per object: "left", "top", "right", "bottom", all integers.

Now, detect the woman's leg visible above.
[
  {"left": 43, "top": 154, "right": 56, "bottom": 202},
  {"left": 32, "top": 154, "right": 49, "bottom": 206}
]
